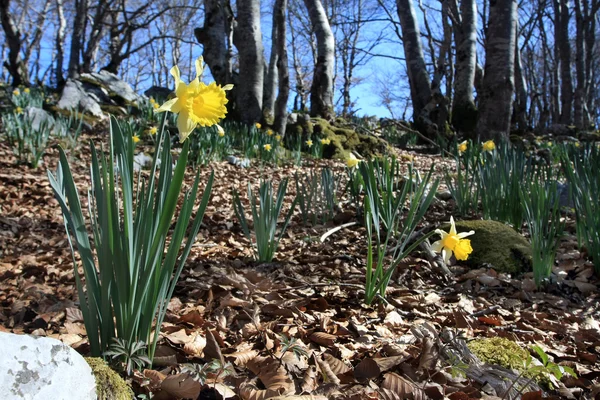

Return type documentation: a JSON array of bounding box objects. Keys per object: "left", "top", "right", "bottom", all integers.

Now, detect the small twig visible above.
[
  {"left": 470, "top": 305, "right": 500, "bottom": 317},
  {"left": 390, "top": 120, "right": 455, "bottom": 158},
  {"left": 320, "top": 221, "right": 358, "bottom": 242}
]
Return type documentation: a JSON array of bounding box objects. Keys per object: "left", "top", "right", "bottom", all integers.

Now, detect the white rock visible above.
[{"left": 0, "top": 332, "right": 97, "bottom": 400}]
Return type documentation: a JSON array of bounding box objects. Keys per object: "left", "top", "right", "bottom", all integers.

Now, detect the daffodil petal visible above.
[
  {"left": 156, "top": 97, "right": 178, "bottom": 113},
  {"left": 443, "top": 249, "right": 453, "bottom": 264},
  {"left": 170, "top": 65, "right": 181, "bottom": 82},
  {"left": 457, "top": 230, "right": 475, "bottom": 238},
  {"left": 449, "top": 216, "right": 457, "bottom": 235},
  {"left": 177, "top": 112, "right": 197, "bottom": 142},
  {"left": 195, "top": 57, "right": 204, "bottom": 79},
  {"left": 431, "top": 241, "right": 443, "bottom": 253},
  {"left": 222, "top": 84, "right": 234, "bottom": 91}
]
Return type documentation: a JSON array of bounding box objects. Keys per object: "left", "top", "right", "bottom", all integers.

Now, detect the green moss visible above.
[
  {"left": 469, "top": 337, "right": 529, "bottom": 372},
  {"left": 85, "top": 357, "right": 134, "bottom": 400},
  {"left": 439, "top": 219, "right": 532, "bottom": 274},
  {"left": 100, "top": 104, "right": 128, "bottom": 116},
  {"left": 311, "top": 118, "right": 389, "bottom": 160},
  {"left": 47, "top": 105, "right": 101, "bottom": 126}
]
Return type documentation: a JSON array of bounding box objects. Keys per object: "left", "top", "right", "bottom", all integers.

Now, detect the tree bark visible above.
[
  {"left": 476, "top": 0, "right": 518, "bottom": 141},
  {"left": 451, "top": 0, "right": 478, "bottom": 135},
  {"left": 395, "top": 0, "right": 433, "bottom": 133},
  {"left": 68, "top": 0, "right": 88, "bottom": 78},
  {"left": 513, "top": 23, "right": 528, "bottom": 131},
  {"left": 55, "top": 0, "right": 67, "bottom": 87},
  {"left": 554, "top": 0, "right": 573, "bottom": 124},
  {"left": 0, "top": 0, "right": 29, "bottom": 86},
  {"left": 273, "top": 0, "right": 289, "bottom": 136},
  {"left": 304, "top": 0, "right": 335, "bottom": 119},
  {"left": 263, "top": 9, "right": 279, "bottom": 123},
  {"left": 234, "top": 0, "right": 265, "bottom": 123}
]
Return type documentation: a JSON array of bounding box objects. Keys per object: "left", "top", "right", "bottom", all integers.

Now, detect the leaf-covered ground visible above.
[{"left": 1, "top": 133, "right": 599, "bottom": 400}]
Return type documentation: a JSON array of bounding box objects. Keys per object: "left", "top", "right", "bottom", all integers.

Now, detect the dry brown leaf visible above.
[
  {"left": 309, "top": 332, "right": 337, "bottom": 347},
  {"left": 301, "top": 365, "right": 320, "bottom": 393},
  {"left": 161, "top": 373, "right": 202, "bottom": 399},
  {"left": 219, "top": 293, "right": 251, "bottom": 308},
  {"left": 316, "top": 355, "right": 341, "bottom": 385},
  {"left": 268, "top": 396, "right": 329, "bottom": 399},
  {"left": 153, "top": 345, "right": 179, "bottom": 367},
  {"left": 165, "top": 328, "right": 190, "bottom": 345},
  {"left": 377, "top": 387, "right": 403, "bottom": 400},
  {"left": 143, "top": 369, "right": 167, "bottom": 391},
  {"left": 323, "top": 353, "right": 351, "bottom": 375},
  {"left": 417, "top": 337, "right": 438, "bottom": 371},
  {"left": 354, "top": 355, "right": 409, "bottom": 380},
  {"left": 182, "top": 332, "right": 207, "bottom": 357},
  {"left": 204, "top": 329, "right": 225, "bottom": 363},
  {"left": 211, "top": 382, "right": 236, "bottom": 399},
  {"left": 226, "top": 349, "right": 259, "bottom": 367},
  {"left": 381, "top": 372, "right": 425, "bottom": 400}
]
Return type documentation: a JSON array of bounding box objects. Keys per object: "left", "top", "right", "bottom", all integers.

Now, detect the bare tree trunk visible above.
[
  {"left": 513, "top": 24, "right": 528, "bottom": 131},
  {"left": 82, "top": 0, "right": 111, "bottom": 73},
  {"left": 451, "top": 0, "right": 478, "bottom": 135},
  {"left": 476, "top": 0, "right": 518, "bottom": 141},
  {"left": 304, "top": 0, "right": 335, "bottom": 119},
  {"left": 288, "top": 13, "right": 307, "bottom": 111},
  {"left": 395, "top": 0, "right": 433, "bottom": 133},
  {"left": 0, "top": 0, "right": 29, "bottom": 86},
  {"left": 554, "top": 0, "right": 573, "bottom": 124},
  {"left": 263, "top": 9, "right": 279, "bottom": 123},
  {"left": 273, "top": 0, "right": 289, "bottom": 136},
  {"left": 195, "top": 0, "right": 235, "bottom": 86},
  {"left": 234, "top": 0, "right": 264, "bottom": 123},
  {"left": 68, "top": 0, "right": 88, "bottom": 78},
  {"left": 55, "top": 0, "right": 67, "bottom": 87}
]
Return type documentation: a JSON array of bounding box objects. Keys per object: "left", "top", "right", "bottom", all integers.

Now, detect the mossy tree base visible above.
[
  {"left": 287, "top": 117, "right": 389, "bottom": 160},
  {"left": 85, "top": 357, "right": 134, "bottom": 400}
]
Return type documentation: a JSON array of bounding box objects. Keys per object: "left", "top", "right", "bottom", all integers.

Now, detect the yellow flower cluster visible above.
[
  {"left": 482, "top": 140, "right": 495, "bottom": 152},
  {"left": 148, "top": 126, "right": 158, "bottom": 135},
  {"left": 156, "top": 57, "right": 232, "bottom": 142},
  {"left": 458, "top": 140, "right": 468, "bottom": 153},
  {"left": 263, "top": 144, "right": 272, "bottom": 152},
  {"left": 306, "top": 140, "right": 313, "bottom": 147},
  {"left": 321, "top": 138, "right": 331, "bottom": 145},
  {"left": 132, "top": 135, "right": 141, "bottom": 144},
  {"left": 346, "top": 153, "right": 360, "bottom": 168}
]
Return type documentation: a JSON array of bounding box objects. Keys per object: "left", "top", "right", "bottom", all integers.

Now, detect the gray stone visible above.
[
  {"left": 0, "top": 332, "right": 97, "bottom": 399},
  {"left": 81, "top": 71, "right": 143, "bottom": 105},
  {"left": 287, "top": 113, "right": 298, "bottom": 125},
  {"left": 25, "top": 107, "right": 55, "bottom": 132},
  {"left": 144, "top": 86, "right": 172, "bottom": 101},
  {"left": 435, "top": 189, "right": 453, "bottom": 201},
  {"left": 227, "top": 155, "right": 251, "bottom": 168},
  {"left": 57, "top": 79, "right": 104, "bottom": 118}
]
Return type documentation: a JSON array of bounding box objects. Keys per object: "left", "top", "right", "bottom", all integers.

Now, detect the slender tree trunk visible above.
[
  {"left": 396, "top": 0, "right": 433, "bottom": 133},
  {"left": 234, "top": 0, "right": 264, "bottom": 123},
  {"left": 195, "top": 0, "right": 235, "bottom": 86},
  {"left": 55, "top": 0, "right": 67, "bottom": 87},
  {"left": 554, "top": 0, "right": 573, "bottom": 124},
  {"left": 273, "top": 0, "right": 289, "bottom": 136},
  {"left": 289, "top": 14, "right": 307, "bottom": 111},
  {"left": 0, "top": 0, "right": 29, "bottom": 86},
  {"left": 263, "top": 9, "right": 279, "bottom": 123},
  {"left": 304, "top": 0, "right": 335, "bottom": 119},
  {"left": 476, "top": 0, "right": 518, "bottom": 141},
  {"left": 451, "top": 0, "right": 478, "bottom": 135},
  {"left": 513, "top": 24, "right": 528, "bottom": 130},
  {"left": 82, "top": 0, "right": 110, "bottom": 73},
  {"left": 68, "top": 0, "right": 88, "bottom": 78}
]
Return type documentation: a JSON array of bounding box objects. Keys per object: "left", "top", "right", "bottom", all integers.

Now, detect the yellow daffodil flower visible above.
[
  {"left": 275, "top": 134, "right": 282, "bottom": 141},
  {"left": 263, "top": 144, "right": 272, "bottom": 151},
  {"left": 12, "top": 89, "right": 19, "bottom": 96},
  {"left": 149, "top": 126, "right": 158, "bottom": 135},
  {"left": 431, "top": 216, "right": 475, "bottom": 263},
  {"left": 15, "top": 106, "right": 23, "bottom": 114},
  {"left": 149, "top": 97, "right": 155, "bottom": 104},
  {"left": 306, "top": 139, "right": 313, "bottom": 147},
  {"left": 346, "top": 153, "right": 360, "bottom": 168},
  {"left": 575, "top": 142, "right": 580, "bottom": 148},
  {"left": 156, "top": 57, "right": 232, "bottom": 142},
  {"left": 266, "top": 129, "right": 273, "bottom": 136},
  {"left": 132, "top": 135, "right": 140, "bottom": 144},
  {"left": 24, "top": 88, "right": 30, "bottom": 94},
  {"left": 321, "top": 138, "right": 331, "bottom": 145},
  {"left": 217, "top": 124, "right": 225, "bottom": 137},
  {"left": 255, "top": 122, "right": 262, "bottom": 129},
  {"left": 482, "top": 140, "right": 495, "bottom": 152},
  {"left": 458, "top": 140, "right": 467, "bottom": 153}
]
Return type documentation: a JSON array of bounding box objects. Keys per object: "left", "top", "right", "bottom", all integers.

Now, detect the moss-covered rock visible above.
[
  {"left": 439, "top": 219, "right": 532, "bottom": 274},
  {"left": 310, "top": 118, "right": 389, "bottom": 160},
  {"left": 85, "top": 357, "right": 134, "bottom": 400}
]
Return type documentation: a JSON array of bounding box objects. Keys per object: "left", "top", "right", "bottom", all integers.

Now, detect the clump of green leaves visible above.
[
  {"left": 2, "top": 111, "right": 51, "bottom": 168},
  {"left": 520, "top": 174, "right": 565, "bottom": 287},
  {"left": 232, "top": 178, "right": 297, "bottom": 262},
  {"left": 444, "top": 139, "right": 480, "bottom": 217},
  {"left": 294, "top": 167, "right": 338, "bottom": 226},
  {"left": 104, "top": 338, "right": 151, "bottom": 376},
  {"left": 562, "top": 143, "right": 600, "bottom": 275},
  {"left": 363, "top": 163, "right": 438, "bottom": 304},
  {"left": 48, "top": 116, "right": 214, "bottom": 362}
]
